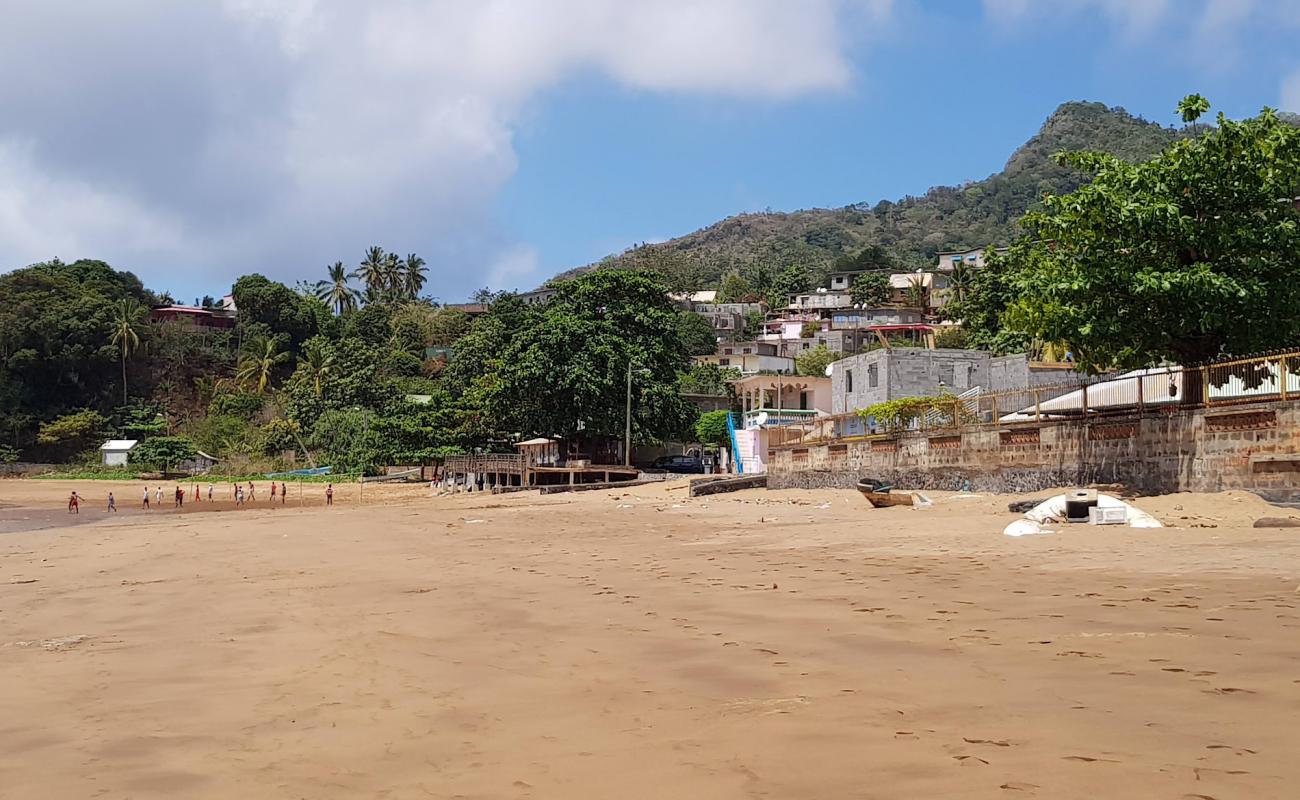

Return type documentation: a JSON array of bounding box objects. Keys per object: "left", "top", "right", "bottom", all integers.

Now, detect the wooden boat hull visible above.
[
  {"left": 859, "top": 490, "right": 914, "bottom": 508},
  {"left": 857, "top": 479, "right": 913, "bottom": 508}
]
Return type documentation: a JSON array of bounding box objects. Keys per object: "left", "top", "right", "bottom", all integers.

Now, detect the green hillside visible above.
[{"left": 558, "top": 102, "right": 1183, "bottom": 288}]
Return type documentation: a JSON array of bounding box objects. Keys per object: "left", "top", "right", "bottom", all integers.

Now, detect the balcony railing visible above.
[{"left": 743, "top": 408, "right": 819, "bottom": 430}]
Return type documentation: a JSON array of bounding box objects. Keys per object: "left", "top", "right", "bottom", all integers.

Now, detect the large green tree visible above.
[
  {"left": 995, "top": 97, "right": 1300, "bottom": 368},
  {"left": 231, "top": 274, "right": 322, "bottom": 352},
  {"left": 850, "top": 272, "right": 890, "bottom": 306},
  {"left": 477, "top": 271, "right": 695, "bottom": 444},
  {"left": 677, "top": 311, "right": 720, "bottom": 356}
]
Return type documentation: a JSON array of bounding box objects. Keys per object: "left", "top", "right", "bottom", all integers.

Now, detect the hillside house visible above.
[
  {"left": 520, "top": 288, "right": 558, "bottom": 306},
  {"left": 830, "top": 350, "right": 1082, "bottom": 415},
  {"left": 728, "top": 374, "right": 833, "bottom": 473},
  {"left": 788, "top": 290, "right": 854, "bottom": 312},
  {"left": 150, "top": 304, "right": 236, "bottom": 330},
  {"left": 829, "top": 308, "right": 924, "bottom": 330},
  {"left": 779, "top": 329, "right": 872, "bottom": 359},
  {"left": 695, "top": 341, "right": 794, "bottom": 375},
  {"left": 933, "top": 246, "right": 1007, "bottom": 272}
]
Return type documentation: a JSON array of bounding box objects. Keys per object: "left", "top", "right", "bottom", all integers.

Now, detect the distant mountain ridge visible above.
[{"left": 555, "top": 102, "right": 1185, "bottom": 287}]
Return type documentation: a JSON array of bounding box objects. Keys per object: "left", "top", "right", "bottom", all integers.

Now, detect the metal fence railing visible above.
[{"left": 769, "top": 348, "right": 1300, "bottom": 449}]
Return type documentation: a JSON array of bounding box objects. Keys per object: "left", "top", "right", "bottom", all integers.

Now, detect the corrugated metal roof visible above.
[{"left": 100, "top": 439, "right": 138, "bottom": 450}]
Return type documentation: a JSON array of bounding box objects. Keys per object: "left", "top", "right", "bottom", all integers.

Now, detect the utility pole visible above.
[
  {"left": 624, "top": 361, "right": 633, "bottom": 467},
  {"left": 624, "top": 362, "right": 650, "bottom": 467}
]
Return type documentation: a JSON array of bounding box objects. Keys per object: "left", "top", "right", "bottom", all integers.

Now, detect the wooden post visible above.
[
  {"left": 1082, "top": 384, "right": 1089, "bottom": 418},
  {"left": 1034, "top": 390, "right": 1041, "bottom": 423},
  {"left": 1281, "top": 358, "right": 1289, "bottom": 401},
  {"left": 1137, "top": 373, "right": 1144, "bottom": 412},
  {"left": 991, "top": 395, "right": 999, "bottom": 428}
]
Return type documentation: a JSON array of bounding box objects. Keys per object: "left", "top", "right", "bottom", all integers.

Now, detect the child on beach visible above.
[
  {"left": 248, "top": 481, "right": 256, "bottom": 502},
  {"left": 236, "top": 486, "right": 245, "bottom": 506},
  {"left": 107, "top": 492, "right": 116, "bottom": 513},
  {"left": 325, "top": 483, "right": 334, "bottom": 506},
  {"left": 270, "top": 482, "right": 277, "bottom": 502},
  {"left": 156, "top": 487, "right": 163, "bottom": 505},
  {"left": 68, "top": 492, "right": 79, "bottom": 514},
  {"left": 281, "top": 482, "right": 287, "bottom": 504},
  {"left": 208, "top": 483, "right": 214, "bottom": 502},
  {"left": 142, "top": 486, "right": 150, "bottom": 509}
]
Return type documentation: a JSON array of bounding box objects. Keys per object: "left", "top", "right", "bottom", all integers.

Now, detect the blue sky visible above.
[{"left": 2, "top": 1, "right": 1298, "bottom": 303}]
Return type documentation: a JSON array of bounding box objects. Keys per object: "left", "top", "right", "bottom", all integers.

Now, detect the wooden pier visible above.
[{"left": 442, "top": 454, "right": 639, "bottom": 491}]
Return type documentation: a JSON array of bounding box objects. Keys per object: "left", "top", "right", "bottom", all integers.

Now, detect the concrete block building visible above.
[{"left": 830, "top": 350, "right": 1081, "bottom": 414}]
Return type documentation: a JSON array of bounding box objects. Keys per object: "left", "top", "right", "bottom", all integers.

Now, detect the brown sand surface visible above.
[{"left": 2, "top": 478, "right": 1300, "bottom": 798}]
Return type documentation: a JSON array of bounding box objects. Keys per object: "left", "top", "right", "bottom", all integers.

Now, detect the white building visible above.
[{"left": 100, "top": 440, "right": 138, "bottom": 467}]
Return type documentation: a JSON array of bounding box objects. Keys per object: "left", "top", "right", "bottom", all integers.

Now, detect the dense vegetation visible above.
[{"left": 0, "top": 254, "right": 704, "bottom": 473}]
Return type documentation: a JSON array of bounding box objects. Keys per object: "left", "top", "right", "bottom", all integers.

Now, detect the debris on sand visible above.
[{"left": 11, "top": 634, "right": 93, "bottom": 651}]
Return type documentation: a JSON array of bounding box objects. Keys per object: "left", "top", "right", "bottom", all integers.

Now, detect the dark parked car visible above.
[{"left": 651, "top": 454, "right": 705, "bottom": 474}]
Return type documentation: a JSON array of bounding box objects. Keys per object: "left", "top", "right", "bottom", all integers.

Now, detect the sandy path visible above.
[{"left": 2, "top": 480, "right": 1299, "bottom": 798}]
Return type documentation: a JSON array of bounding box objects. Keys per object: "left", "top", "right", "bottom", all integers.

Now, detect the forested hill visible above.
[{"left": 557, "top": 102, "right": 1182, "bottom": 287}]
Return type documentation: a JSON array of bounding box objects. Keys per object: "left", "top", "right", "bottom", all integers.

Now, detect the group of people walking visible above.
[{"left": 68, "top": 482, "right": 338, "bottom": 513}]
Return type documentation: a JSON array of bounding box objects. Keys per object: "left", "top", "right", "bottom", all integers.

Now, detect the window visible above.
[
  {"left": 801, "top": 343, "right": 810, "bottom": 350},
  {"left": 719, "top": 358, "right": 730, "bottom": 366},
  {"left": 742, "top": 347, "right": 752, "bottom": 354},
  {"left": 868, "top": 364, "right": 878, "bottom": 388},
  {"left": 845, "top": 370, "right": 853, "bottom": 393},
  {"left": 939, "top": 363, "right": 954, "bottom": 385}
]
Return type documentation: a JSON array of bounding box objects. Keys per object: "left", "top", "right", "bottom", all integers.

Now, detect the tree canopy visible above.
[
  {"left": 468, "top": 270, "right": 696, "bottom": 444},
  {"left": 989, "top": 97, "right": 1300, "bottom": 368}
]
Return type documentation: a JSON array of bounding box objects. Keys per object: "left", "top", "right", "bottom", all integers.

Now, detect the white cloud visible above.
[
  {"left": 0, "top": 140, "right": 185, "bottom": 266},
  {"left": 0, "top": 1, "right": 872, "bottom": 296},
  {"left": 486, "top": 244, "right": 542, "bottom": 290}
]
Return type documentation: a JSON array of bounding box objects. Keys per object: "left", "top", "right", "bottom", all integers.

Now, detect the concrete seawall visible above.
[{"left": 768, "top": 404, "right": 1300, "bottom": 499}]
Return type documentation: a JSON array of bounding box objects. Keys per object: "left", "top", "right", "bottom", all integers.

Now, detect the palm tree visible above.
[
  {"left": 354, "top": 246, "right": 390, "bottom": 302},
  {"left": 384, "top": 252, "right": 402, "bottom": 299},
  {"left": 237, "top": 336, "right": 290, "bottom": 395},
  {"left": 109, "top": 298, "right": 146, "bottom": 406},
  {"left": 947, "top": 261, "right": 972, "bottom": 305},
  {"left": 297, "top": 339, "right": 335, "bottom": 398},
  {"left": 316, "top": 261, "right": 359, "bottom": 314},
  {"left": 401, "top": 253, "right": 428, "bottom": 299},
  {"left": 904, "top": 274, "right": 930, "bottom": 310}
]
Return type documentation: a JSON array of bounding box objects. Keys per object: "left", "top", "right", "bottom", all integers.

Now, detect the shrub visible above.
[{"left": 694, "top": 409, "right": 732, "bottom": 445}]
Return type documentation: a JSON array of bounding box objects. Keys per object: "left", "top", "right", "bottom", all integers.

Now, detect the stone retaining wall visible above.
[{"left": 768, "top": 403, "right": 1300, "bottom": 498}]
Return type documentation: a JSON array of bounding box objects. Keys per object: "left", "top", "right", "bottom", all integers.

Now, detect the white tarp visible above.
[{"left": 1003, "top": 493, "right": 1163, "bottom": 536}]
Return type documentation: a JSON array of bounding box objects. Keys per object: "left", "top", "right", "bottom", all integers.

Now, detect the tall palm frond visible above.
[
  {"left": 315, "top": 261, "right": 359, "bottom": 314},
  {"left": 297, "top": 339, "right": 335, "bottom": 398},
  {"left": 401, "top": 253, "right": 428, "bottom": 299},
  {"left": 236, "top": 336, "right": 290, "bottom": 395},
  {"left": 354, "top": 246, "right": 390, "bottom": 302},
  {"left": 109, "top": 298, "right": 146, "bottom": 406}
]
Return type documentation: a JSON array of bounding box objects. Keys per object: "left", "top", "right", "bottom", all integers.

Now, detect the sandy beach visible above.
[{"left": 2, "top": 478, "right": 1299, "bottom": 798}]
